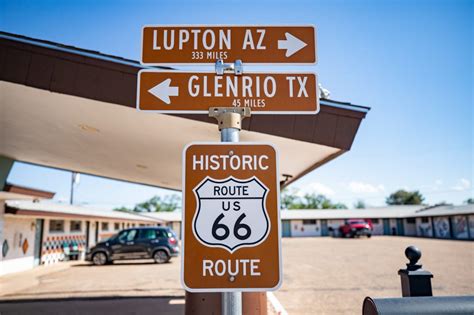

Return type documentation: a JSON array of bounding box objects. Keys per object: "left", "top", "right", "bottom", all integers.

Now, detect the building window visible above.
[
  {"left": 70, "top": 220, "right": 82, "bottom": 232},
  {"left": 303, "top": 219, "right": 317, "bottom": 225},
  {"left": 114, "top": 223, "right": 120, "bottom": 230},
  {"left": 371, "top": 219, "right": 379, "bottom": 224},
  {"left": 49, "top": 220, "right": 65, "bottom": 232},
  {"left": 421, "top": 217, "right": 429, "bottom": 223},
  {"left": 101, "top": 222, "right": 109, "bottom": 231},
  {"left": 407, "top": 218, "right": 416, "bottom": 224}
]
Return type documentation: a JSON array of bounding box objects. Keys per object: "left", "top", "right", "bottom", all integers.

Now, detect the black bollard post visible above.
[{"left": 398, "top": 246, "right": 433, "bottom": 297}]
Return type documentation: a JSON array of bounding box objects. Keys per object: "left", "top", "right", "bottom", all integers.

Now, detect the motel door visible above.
[
  {"left": 321, "top": 220, "right": 329, "bottom": 236},
  {"left": 282, "top": 221, "right": 292, "bottom": 237},
  {"left": 396, "top": 219, "right": 405, "bottom": 235},
  {"left": 33, "top": 219, "right": 44, "bottom": 266},
  {"left": 383, "top": 219, "right": 391, "bottom": 235}
]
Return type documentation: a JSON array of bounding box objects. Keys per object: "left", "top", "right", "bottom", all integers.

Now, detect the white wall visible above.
[
  {"left": 433, "top": 216, "right": 451, "bottom": 238},
  {"left": 290, "top": 219, "right": 321, "bottom": 237},
  {"left": 370, "top": 219, "right": 384, "bottom": 235},
  {"left": 404, "top": 219, "right": 417, "bottom": 236},
  {"left": 416, "top": 217, "right": 433, "bottom": 237},
  {"left": 42, "top": 218, "right": 88, "bottom": 264},
  {"left": 170, "top": 222, "right": 181, "bottom": 239},
  {"left": 452, "top": 216, "right": 469, "bottom": 239},
  {"left": 327, "top": 219, "right": 344, "bottom": 237},
  {"left": 327, "top": 219, "right": 344, "bottom": 230},
  {"left": 98, "top": 220, "right": 116, "bottom": 242},
  {"left": 88, "top": 221, "right": 96, "bottom": 247},
  {"left": 1, "top": 216, "right": 36, "bottom": 275}
]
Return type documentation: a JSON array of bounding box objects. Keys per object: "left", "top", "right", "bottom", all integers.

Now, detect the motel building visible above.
[
  {"left": 279, "top": 205, "right": 474, "bottom": 239},
  {"left": 147, "top": 204, "right": 474, "bottom": 241},
  {"left": 0, "top": 184, "right": 163, "bottom": 276}
]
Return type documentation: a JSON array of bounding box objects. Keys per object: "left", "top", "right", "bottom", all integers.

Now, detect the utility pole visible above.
[{"left": 70, "top": 172, "right": 80, "bottom": 205}]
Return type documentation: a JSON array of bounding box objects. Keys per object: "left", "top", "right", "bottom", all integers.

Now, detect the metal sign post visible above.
[
  {"left": 180, "top": 61, "right": 282, "bottom": 313},
  {"left": 209, "top": 61, "right": 250, "bottom": 315}
]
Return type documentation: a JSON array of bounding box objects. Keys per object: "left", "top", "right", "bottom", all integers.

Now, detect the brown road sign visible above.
[
  {"left": 141, "top": 25, "right": 316, "bottom": 65},
  {"left": 182, "top": 143, "right": 281, "bottom": 292},
  {"left": 137, "top": 70, "right": 319, "bottom": 114}
]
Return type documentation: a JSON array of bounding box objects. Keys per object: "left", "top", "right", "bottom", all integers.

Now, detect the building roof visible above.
[
  {"left": 5, "top": 200, "right": 163, "bottom": 223},
  {"left": 137, "top": 205, "right": 474, "bottom": 223},
  {"left": 3, "top": 182, "right": 55, "bottom": 199},
  {"left": 0, "top": 31, "right": 368, "bottom": 191},
  {"left": 141, "top": 211, "right": 183, "bottom": 222},
  {"left": 411, "top": 204, "right": 474, "bottom": 218},
  {"left": 280, "top": 205, "right": 474, "bottom": 220},
  {"left": 281, "top": 206, "right": 424, "bottom": 220}
]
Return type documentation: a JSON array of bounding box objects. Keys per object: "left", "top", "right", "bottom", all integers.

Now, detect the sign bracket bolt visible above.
[
  {"left": 209, "top": 107, "right": 251, "bottom": 131},
  {"left": 215, "top": 59, "right": 243, "bottom": 76}
]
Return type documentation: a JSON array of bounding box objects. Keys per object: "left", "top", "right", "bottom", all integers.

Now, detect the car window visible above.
[
  {"left": 118, "top": 229, "right": 137, "bottom": 242},
  {"left": 139, "top": 229, "right": 157, "bottom": 240},
  {"left": 155, "top": 229, "right": 167, "bottom": 238}
]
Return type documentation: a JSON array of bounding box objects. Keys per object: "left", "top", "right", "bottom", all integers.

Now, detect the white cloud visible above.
[
  {"left": 432, "top": 179, "right": 443, "bottom": 191},
  {"left": 452, "top": 178, "right": 471, "bottom": 191},
  {"left": 298, "top": 182, "right": 335, "bottom": 196},
  {"left": 348, "top": 181, "right": 385, "bottom": 194}
]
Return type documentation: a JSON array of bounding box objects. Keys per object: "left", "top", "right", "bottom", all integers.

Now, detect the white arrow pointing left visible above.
[
  {"left": 278, "top": 32, "right": 307, "bottom": 57},
  {"left": 148, "top": 79, "right": 179, "bottom": 104}
]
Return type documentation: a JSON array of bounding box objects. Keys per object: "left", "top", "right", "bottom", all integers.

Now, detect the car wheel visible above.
[
  {"left": 153, "top": 250, "right": 170, "bottom": 264},
  {"left": 92, "top": 252, "right": 107, "bottom": 266},
  {"left": 367, "top": 234, "right": 372, "bottom": 238}
]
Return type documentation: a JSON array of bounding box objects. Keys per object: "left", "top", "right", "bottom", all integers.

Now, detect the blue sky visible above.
[{"left": 1, "top": 0, "right": 472, "bottom": 208}]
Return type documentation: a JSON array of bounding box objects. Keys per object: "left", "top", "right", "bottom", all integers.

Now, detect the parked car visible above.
[
  {"left": 86, "top": 227, "right": 180, "bottom": 265},
  {"left": 339, "top": 219, "right": 372, "bottom": 238}
]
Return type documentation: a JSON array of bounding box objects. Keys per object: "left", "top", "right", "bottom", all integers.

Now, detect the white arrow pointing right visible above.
[
  {"left": 278, "top": 32, "right": 308, "bottom": 57},
  {"left": 148, "top": 78, "right": 179, "bottom": 104}
]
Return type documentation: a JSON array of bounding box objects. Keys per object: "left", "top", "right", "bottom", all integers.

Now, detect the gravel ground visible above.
[
  {"left": 275, "top": 236, "right": 474, "bottom": 314},
  {"left": 0, "top": 237, "right": 472, "bottom": 314}
]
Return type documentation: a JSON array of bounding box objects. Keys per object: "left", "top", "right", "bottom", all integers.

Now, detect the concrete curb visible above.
[{"left": 267, "top": 292, "right": 288, "bottom": 315}]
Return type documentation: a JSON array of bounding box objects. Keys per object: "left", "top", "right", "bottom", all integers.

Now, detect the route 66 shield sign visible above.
[
  {"left": 182, "top": 142, "right": 281, "bottom": 292},
  {"left": 193, "top": 176, "right": 270, "bottom": 253}
]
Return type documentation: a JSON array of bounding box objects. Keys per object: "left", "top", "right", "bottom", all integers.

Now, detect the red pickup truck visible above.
[{"left": 339, "top": 219, "right": 373, "bottom": 238}]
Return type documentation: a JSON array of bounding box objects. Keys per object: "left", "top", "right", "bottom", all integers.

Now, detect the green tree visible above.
[
  {"left": 114, "top": 195, "right": 181, "bottom": 213},
  {"left": 354, "top": 199, "right": 366, "bottom": 209},
  {"left": 114, "top": 206, "right": 131, "bottom": 212},
  {"left": 280, "top": 189, "right": 347, "bottom": 209},
  {"left": 332, "top": 202, "right": 348, "bottom": 209},
  {"left": 465, "top": 198, "right": 474, "bottom": 204},
  {"left": 281, "top": 188, "right": 301, "bottom": 209},
  {"left": 386, "top": 190, "right": 425, "bottom": 205}
]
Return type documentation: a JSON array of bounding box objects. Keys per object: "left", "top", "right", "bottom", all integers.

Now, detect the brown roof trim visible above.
[
  {"left": 3, "top": 183, "right": 55, "bottom": 199},
  {"left": 4, "top": 206, "right": 162, "bottom": 223},
  {"left": 0, "top": 32, "right": 368, "bottom": 153}
]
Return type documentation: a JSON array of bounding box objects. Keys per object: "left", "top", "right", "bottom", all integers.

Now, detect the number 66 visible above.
[{"left": 212, "top": 213, "right": 251, "bottom": 241}]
